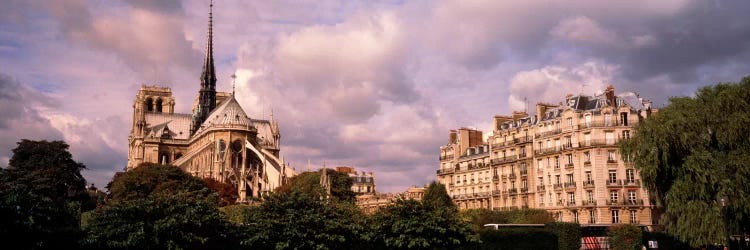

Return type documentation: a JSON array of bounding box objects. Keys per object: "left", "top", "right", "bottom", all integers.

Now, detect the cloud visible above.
[
  {"left": 550, "top": 16, "right": 618, "bottom": 47},
  {"left": 508, "top": 60, "right": 620, "bottom": 112}
]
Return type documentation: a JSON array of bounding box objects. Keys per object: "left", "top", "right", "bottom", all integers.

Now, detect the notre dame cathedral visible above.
[{"left": 126, "top": 2, "right": 294, "bottom": 202}]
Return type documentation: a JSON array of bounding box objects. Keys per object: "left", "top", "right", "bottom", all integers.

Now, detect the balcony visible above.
[
  {"left": 553, "top": 183, "right": 563, "bottom": 190},
  {"left": 436, "top": 168, "right": 455, "bottom": 175},
  {"left": 583, "top": 160, "right": 591, "bottom": 166},
  {"left": 624, "top": 179, "right": 640, "bottom": 187},
  {"left": 492, "top": 190, "right": 502, "bottom": 196},
  {"left": 606, "top": 199, "right": 620, "bottom": 206},
  {"left": 561, "top": 143, "right": 575, "bottom": 151},
  {"left": 493, "top": 175, "right": 499, "bottom": 181},
  {"left": 439, "top": 154, "right": 454, "bottom": 161},
  {"left": 564, "top": 182, "right": 576, "bottom": 191},
  {"left": 534, "top": 128, "right": 563, "bottom": 138},
  {"left": 625, "top": 199, "right": 644, "bottom": 206},
  {"left": 508, "top": 173, "right": 517, "bottom": 179},
  {"left": 579, "top": 139, "right": 618, "bottom": 148},
  {"left": 564, "top": 163, "right": 574, "bottom": 169},
  {"left": 534, "top": 147, "right": 562, "bottom": 156},
  {"left": 579, "top": 120, "right": 622, "bottom": 129},
  {"left": 508, "top": 188, "right": 518, "bottom": 195},
  {"left": 520, "top": 187, "right": 529, "bottom": 194},
  {"left": 566, "top": 201, "right": 577, "bottom": 207},
  {"left": 583, "top": 180, "right": 595, "bottom": 188},
  {"left": 606, "top": 179, "right": 623, "bottom": 187},
  {"left": 514, "top": 136, "right": 532, "bottom": 144},
  {"left": 520, "top": 169, "right": 528, "bottom": 176},
  {"left": 536, "top": 185, "right": 546, "bottom": 192},
  {"left": 556, "top": 200, "right": 564, "bottom": 206},
  {"left": 581, "top": 200, "right": 597, "bottom": 207}
]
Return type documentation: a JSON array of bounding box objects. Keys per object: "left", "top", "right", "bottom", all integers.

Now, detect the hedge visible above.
[
  {"left": 608, "top": 224, "right": 643, "bottom": 250},
  {"left": 545, "top": 222, "right": 581, "bottom": 250}
]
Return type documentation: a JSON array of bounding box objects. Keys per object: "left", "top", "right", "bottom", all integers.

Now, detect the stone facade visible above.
[
  {"left": 437, "top": 86, "right": 657, "bottom": 225},
  {"left": 126, "top": 2, "right": 294, "bottom": 202},
  {"left": 335, "top": 166, "right": 376, "bottom": 194}
]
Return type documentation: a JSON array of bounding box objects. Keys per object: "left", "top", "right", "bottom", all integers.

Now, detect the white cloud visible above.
[{"left": 551, "top": 16, "right": 619, "bottom": 46}]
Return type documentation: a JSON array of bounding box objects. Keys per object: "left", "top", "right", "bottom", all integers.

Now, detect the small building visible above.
[{"left": 335, "top": 166, "right": 376, "bottom": 194}]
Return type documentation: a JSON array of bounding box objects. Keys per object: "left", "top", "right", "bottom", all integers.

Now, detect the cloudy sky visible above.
[{"left": 1, "top": 0, "right": 749, "bottom": 192}]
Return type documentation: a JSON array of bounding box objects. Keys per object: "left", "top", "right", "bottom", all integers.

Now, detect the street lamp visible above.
[{"left": 721, "top": 197, "right": 730, "bottom": 250}]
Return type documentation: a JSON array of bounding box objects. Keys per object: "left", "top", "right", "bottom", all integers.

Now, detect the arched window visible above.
[
  {"left": 159, "top": 152, "right": 171, "bottom": 164},
  {"left": 145, "top": 98, "right": 153, "bottom": 112},
  {"left": 155, "top": 98, "right": 163, "bottom": 112}
]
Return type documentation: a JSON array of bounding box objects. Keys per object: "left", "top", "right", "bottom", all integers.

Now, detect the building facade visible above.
[
  {"left": 356, "top": 185, "right": 426, "bottom": 214},
  {"left": 126, "top": 2, "right": 294, "bottom": 202},
  {"left": 335, "top": 166, "right": 377, "bottom": 194},
  {"left": 437, "top": 86, "right": 657, "bottom": 225}
]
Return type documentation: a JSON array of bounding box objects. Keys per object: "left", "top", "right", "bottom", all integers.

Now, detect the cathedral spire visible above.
[
  {"left": 201, "top": 0, "right": 217, "bottom": 90},
  {"left": 192, "top": 0, "right": 218, "bottom": 135}
]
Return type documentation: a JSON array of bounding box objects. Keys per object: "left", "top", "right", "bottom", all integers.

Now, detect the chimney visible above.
[
  {"left": 512, "top": 111, "right": 528, "bottom": 121},
  {"left": 494, "top": 115, "right": 513, "bottom": 131},
  {"left": 605, "top": 85, "right": 616, "bottom": 107},
  {"left": 449, "top": 130, "right": 457, "bottom": 144},
  {"left": 536, "top": 103, "right": 548, "bottom": 120}
]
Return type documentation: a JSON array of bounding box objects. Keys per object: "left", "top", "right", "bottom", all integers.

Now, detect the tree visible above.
[
  {"left": 237, "top": 191, "right": 367, "bottom": 249},
  {"left": 0, "top": 140, "right": 87, "bottom": 249},
  {"left": 369, "top": 199, "right": 477, "bottom": 249},
  {"left": 203, "top": 178, "right": 238, "bottom": 206},
  {"left": 275, "top": 169, "right": 356, "bottom": 203},
  {"left": 83, "top": 164, "right": 232, "bottom": 250},
  {"left": 422, "top": 181, "right": 453, "bottom": 209},
  {"left": 608, "top": 224, "right": 643, "bottom": 250},
  {"left": 620, "top": 77, "right": 750, "bottom": 247}
]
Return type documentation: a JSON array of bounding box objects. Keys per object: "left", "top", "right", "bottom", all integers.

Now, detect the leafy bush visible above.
[
  {"left": 609, "top": 224, "right": 643, "bottom": 250},
  {"left": 475, "top": 228, "right": 557, "bottom": 250},
  {"left": 545, "top": 222, "right": 581, "bottom": 250}
]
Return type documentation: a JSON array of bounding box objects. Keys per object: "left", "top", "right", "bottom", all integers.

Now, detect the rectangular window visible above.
[
  {"left": 612, "top": 210, "right": 620, "bottom": 223},
  {"left": 606, "top": 131, "right": 615, "bottom": 145},
  {"left": 630, "top": 210, "right": 637, "bottom": 223},
  {"left": 584, "top": 133, "right": 591, "bottom": 146},
  {"left": 589, "top": 210, "right": 596, "bottom": 223},
  {"left": 555, "top": 175, "right": 561, "bottom": 185},
  {"left": 584, "top": 151, "right": 591, "bottom": 163},
  {"left": 555, "top": 156, "right": 560, "bottom": 168},
  {"left": 586, "top": 171, "right": 592, "bottom": 182},
  {"left": 566, "top": 154, "right": 573, "bottom": 165},
  {"left": 568, "top": 192, "right": 575, "bottom": 204},
  {"left": 605, "top": 113, "right": 612, "bottom": 126},
  {"left": 586, "top": 190, "right": 593, "bottom": 202},
  {"left": 626, "top": 169, "right": 635, "bottom": 183},
  {"left": 538, "top": 159, "right": 543, "bottom": 171},
  {"left": 585, "top": 115, "right": 592, "bottom": 127},
  {"left": 522, "top": 179, "right": 527, "bottom": 189},
  {"left": 609, "top": 170, "right": 617, "bottom": 183},
  {"left": 610, "top": 191, "right": 619, "bottom": 202},
  {"left": 573, "top": 210, "right": 579, "bottom": 223},
  {"left": 621, "top": 112, "right": 629, "bottom": 126},
  {"left": 628, "top": 190, "right": 637, "bottom": 203},
  {"left": 608, "top": 151, "right": 616, "bottom": 162},
  {"left": 622, "top": 130, "right": 631, "bottom": 140},
  {"left": 567, "top": 174, "right": 574, "bottom": 183},
  {"left": 567, "top": 117, "right": 573, "bottom": 129}
]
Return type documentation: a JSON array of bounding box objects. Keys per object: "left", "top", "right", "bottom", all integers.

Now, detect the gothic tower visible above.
[{"left": 191, "top": 0, "right": 217, "bottom": 135}]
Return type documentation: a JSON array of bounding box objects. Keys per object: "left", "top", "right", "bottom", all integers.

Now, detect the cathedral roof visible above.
[
  {"left": 145, "top": 113, "right": 192, "bottom": 140},
  {"left": 197, "top": 95, "right": 253, "bottom": 132}
]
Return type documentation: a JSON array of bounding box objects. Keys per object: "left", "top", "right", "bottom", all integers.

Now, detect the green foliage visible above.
[
  {"left": 422, "top": 181, "right": 453, "bottom": 209},
  {"left": 220, "top": 204, "right": 257, "bottom": 225},
  {"left": 620, "top": 77, "right": 750, "bottom": 247},
  {"left": 203, "top": 177, "right": 238, "bottom": 206},
  {"left": 236, "top": 191, "right": 366, "bottom": 249},
  {"left": 83, "top": 164, "right": 232, "bottom": 250},
  {"left": 642, "top": 231, "right": 692, "bottom": 250},
  {"left": 275, "top": 169, "right": 356, "bottom": 203},
  {"left": 0, "top": 140, "right": 87, "bottom": 249},
  {"left": 608, "top": 224, "right": 643, "bottom": 250},
  {"left": 545, "top": 222, "right": 581, "bottom": 250},
  {"left": 461, "top": 208, "right": 554, "bottom": 231},
  {"left": 369, "top": 199, "right": 478, "bottom": 249},
  {"left": 471, "top": 228, "right": 557, "bottom": 250},
  {"left": 107, "top": 163, "right": 213, "bottom": 202}
]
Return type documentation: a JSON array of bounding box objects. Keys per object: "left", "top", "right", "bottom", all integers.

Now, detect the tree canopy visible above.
[
  {"left": 275, "top": 169, "right": 356, "bottom": 203},
  {"left": 0, "top": 140, "right": 87, "bottom": 249},
  {"left": 620, "top": 77, "right": 750, "bottom": 247},
  {"left": 83, "top": 164, "right": 231, "bottom": 250},
  {"left": 422, "top": 181, "right": 453, "bottom": 209}
]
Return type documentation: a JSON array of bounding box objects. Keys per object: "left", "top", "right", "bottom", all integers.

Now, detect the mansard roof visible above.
[{"left": 197, "top": 95, "right": 253, "bottom": 132}]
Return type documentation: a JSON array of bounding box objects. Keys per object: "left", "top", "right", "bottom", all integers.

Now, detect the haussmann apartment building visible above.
[{"left": 437, "top": 86, "right": 658, "bottom": 225}]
